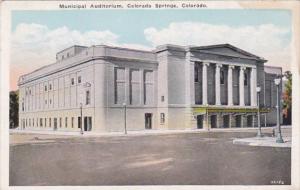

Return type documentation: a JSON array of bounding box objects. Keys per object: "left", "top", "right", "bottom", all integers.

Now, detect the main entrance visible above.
[{"left": 145, "top": 113, "right": 152, "bottom": 129}]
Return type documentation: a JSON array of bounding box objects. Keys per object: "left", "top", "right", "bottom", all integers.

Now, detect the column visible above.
[
  {"left": 250, "top": 67, "right": 257, "bottom": 106},
  {"left": 227, "top": 65, "right": 234, "bottom": 106},
  {"left": 202, "top": 62, "right": 209, "bottom": 105},
  {"left": 239, "top": 66, "right": 246, "bottom": 106},
  {"left": 215, "top": 64, "right": 222, "bottom": 105},
  {"left": 185, "top": 51, "right": 195, "bottom": 105}
]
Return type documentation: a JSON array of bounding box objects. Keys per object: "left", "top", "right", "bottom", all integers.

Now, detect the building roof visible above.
[{"left": 189, "top": 43, "right": 267, "bottom": 62}]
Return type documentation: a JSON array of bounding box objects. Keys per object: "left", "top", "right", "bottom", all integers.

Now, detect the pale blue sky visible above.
[{"left": 12, "top": 9, "right": 291, "bottom": 46}]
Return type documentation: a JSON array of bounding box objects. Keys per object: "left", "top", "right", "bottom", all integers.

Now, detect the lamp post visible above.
[
  {"left": 123, "top": 103, "right": 127, "bottom": 134},
  {"left": 274, "top": 78, "right": 284, "bottom": 143},
  {"left": 80, "top": 103, "right": 83, "bottom": 135},
  {"left": 256, "top": 86, "right": 262, "bottom": 137}
]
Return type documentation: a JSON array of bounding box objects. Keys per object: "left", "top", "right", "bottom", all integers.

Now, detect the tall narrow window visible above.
[
  {"left": 65, "top": 117, "right": 68, "bottom": 128},
  {"left": 86, "top": 90, "right": 90, "bottom": 105},
  {"left": 160, "top": 113, "right": 165, "bottom": 124},
  {"left": 59, "top": 118, "right": 62, "bottom": 128},
  {"left": 114, "top": 67, "right": 125, "bottom": 104},
  {"left": 49, "top": 118, "right": 52, "bottom": 127},
  {"left": 40, "top": 118, "right": 43, "bottom": 127},
  {"left": 45, "top": 85, "right": 47, "bottom": 91},
  {"left": 78, "top": 117, "right": 82, "bottom": 129},
  {"left": 72, "top": 117, "right": 74, "bottom": 128},
  {"left": 71, "top": 78, "right": 75, "bottom": 85},
  {"left": 144, "top": 70, "right": 154, "bottom": 105},
  {"left": 129, "top": 69, "right": 140, "bottom": 105},
  {"left": 45, "top": 118, "right": 47, "bottom": 127},
  {"left": 78, "top": 76, "right": 82, "bottom": 84}
]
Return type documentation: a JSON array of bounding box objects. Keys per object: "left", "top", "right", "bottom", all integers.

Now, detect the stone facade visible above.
[{"left": 18, "top": 44, "right": 282, "bottom": 132}]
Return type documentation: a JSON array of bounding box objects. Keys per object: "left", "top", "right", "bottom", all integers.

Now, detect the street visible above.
[{"left": 9, "top": 131, "right": 291, "bottom": 186}]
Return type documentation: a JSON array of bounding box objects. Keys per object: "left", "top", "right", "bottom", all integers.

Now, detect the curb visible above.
[{"left": 233, "top": 138, "right": 291, "bottom": 148}]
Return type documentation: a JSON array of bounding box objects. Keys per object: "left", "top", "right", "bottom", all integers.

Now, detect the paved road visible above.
[{"left": 9, "top": 132, "right": 291, "bottom": 186}]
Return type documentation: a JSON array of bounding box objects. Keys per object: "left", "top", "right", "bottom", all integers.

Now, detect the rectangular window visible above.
[
  {"left": 71, "top": 78, "right": 75, "bottom": 85},
  {"left": 59, "top": 118, "right": 62, "bottom": 128},
  {"left": 49, "top": 118, "right": 52, "bottom": 127},
  {"left": 40, "top": 118, "right": 43, "bottom": 127},
  {"left": 29, "top": 119, "right": 31, "bottom": 127},
  {"left": 72, "top": 117, "right": 74, "bottom": 128},
  {"left": 49, "top": 84, "right": 52, "bottom": 90},
  {"left": 114, "top": 67, "right": 125, "bottom": 104},
  {"left": 160, "top": 113, "right": 165, "bottom": 124},
  {"left": 129, "top": 69, "right": 140, "bottom": 105},
  {"left": 78, "top": 76, "right": 82, "bottom": 84},
  {"left": 78, "top": 117, "right": 82, "bottom": 129},
  {"left": 161, "top": 96, "right": 165, "bottom": 102},
  {"left": 65, "top": 117, "right": 68, "bottom": 128},
  {"left": 45, "top": 118, "right": 47, "bottom": 127},
  {"left": 86, "top": 90, "right": 91, "bottom": 105},
  {"left": 144, "top": 70, "right": 154, "bottom": 105},
  {"left": 33, "top": 118, "right": 35, "bottom": 127},
  {"left": 45, "top": 85, "right": 47, "bottom": 91}
]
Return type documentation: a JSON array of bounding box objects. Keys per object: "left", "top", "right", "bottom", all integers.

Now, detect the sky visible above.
[{"left": 10, "top": 9, "right": 292, "bottom": 90}]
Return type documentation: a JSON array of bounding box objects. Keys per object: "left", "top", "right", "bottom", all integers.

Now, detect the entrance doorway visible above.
[
  {"left": 210, "top": 115, "right": 217, "bottom": 128},
  {"left": 247, "top": 115, "right": 253, "bottom": 127},
  {"left": 235, "top": 115, "right": 242, "bottom": 128},
  {"left": 84, "top": 117, "right": 92, "bottom": 131},
  {"left": 145, "top": 113, "right": 152, "bottom": 129},
  {"left": 196, "top": 115, "right": 203, "bottom": 129},
  {"left": 223, "top": 115, "right": 230, "bottom": 128}
]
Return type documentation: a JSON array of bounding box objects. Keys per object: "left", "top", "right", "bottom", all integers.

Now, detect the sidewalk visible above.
[
  {"left": 10, "top": 125, "right": 292, "bottom": 139},
  {"left": 233, "top": 126, "right": 292, "bottom": 148}
]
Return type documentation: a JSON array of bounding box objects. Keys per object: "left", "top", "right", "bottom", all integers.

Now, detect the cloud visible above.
[
  {"left": 144, "top": 22, "right": 291, "bottom": 71},
  {"left": 11, "top": 22, "right": 291, "bottom": 90},
  {"left": 10, "top": 23, "right": 150, "bottom": 90}
]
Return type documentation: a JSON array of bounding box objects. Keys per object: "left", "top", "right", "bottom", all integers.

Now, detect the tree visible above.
[
  {"left": 9, "top": 90, "right": 19, "bottom": 128},
  {"left": 282, "top": 71, "right": 292, "bottom": 125}
]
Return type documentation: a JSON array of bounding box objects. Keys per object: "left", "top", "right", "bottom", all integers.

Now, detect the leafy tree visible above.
[
  {"left": 9, "top": 90, "right": 19, "bottom": 128},
  {"left": 282, "top": 71, "right": 292, "bottom": 125}
]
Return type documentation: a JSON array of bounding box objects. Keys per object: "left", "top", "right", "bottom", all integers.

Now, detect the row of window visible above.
[
  {"left": 21, "top": 90, "right": 91, "bottom": 112},
  {"left": 25, "top": 76, "right": 82, "bottom": 96},
  {"left": 114, "top": 67, "right": 154, "bottom": 105},
  {"left": 21, "top": 117, "right": 81, "bottom": 129}
]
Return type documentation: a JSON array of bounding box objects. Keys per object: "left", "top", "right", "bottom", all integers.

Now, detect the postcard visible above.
[{"left": 1, "top": 1, "right": 299, "bottom": 190}]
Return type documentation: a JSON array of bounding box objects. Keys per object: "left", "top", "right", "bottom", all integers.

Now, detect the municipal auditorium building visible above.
[{"left": 18, "top": 44, "right": 282, "bottom": 132}]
